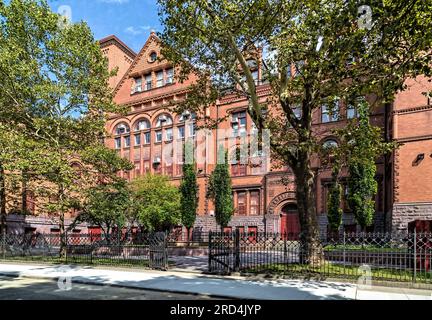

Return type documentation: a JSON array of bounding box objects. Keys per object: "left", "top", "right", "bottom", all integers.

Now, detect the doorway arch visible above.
[{"left": 280, "top": 203, "right": 300, "bottom": 240}]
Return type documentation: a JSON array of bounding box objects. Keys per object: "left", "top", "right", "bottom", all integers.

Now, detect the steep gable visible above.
[{"left": 113, "top": 31, "right": 197, "bottom": 107}]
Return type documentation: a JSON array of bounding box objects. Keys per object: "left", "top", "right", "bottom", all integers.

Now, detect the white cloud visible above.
[{"left": 125, "top": 25, "right": 152, "bottom": 36}]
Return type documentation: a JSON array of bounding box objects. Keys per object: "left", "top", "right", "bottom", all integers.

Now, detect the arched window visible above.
[
  {"left": 323, "top": 139, "right": 338, "bottom": 150},
  {"left": 134, "top": 119, "right": 151, "bottom": 131},
  {"left": 115, "top": 122, "right": 130, "bottom": 135},
  {"left": 155, "top": 114, "right": 173, "bottom": 127},
  {"left": 178, "top": 111, "right": 196, "bottom": 123}
]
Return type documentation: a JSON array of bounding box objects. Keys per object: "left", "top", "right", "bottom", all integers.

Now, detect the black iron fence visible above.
[
  {"left": 166, "top": 229, "right": 210, "bottom": 244},
  {"left": 208, "top": 231, "right": 432, "bottom": 285},
  {"left": 0, "top": 232, "right": 168, "bottom": 270}
]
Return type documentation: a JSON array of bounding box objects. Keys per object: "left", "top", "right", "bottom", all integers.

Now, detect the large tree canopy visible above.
[
  {"left": 158, "top": 0, "right": 432, "bottom": 261},
  {"left": 0, "top": 0, "right": 127, "bottom": 254}
]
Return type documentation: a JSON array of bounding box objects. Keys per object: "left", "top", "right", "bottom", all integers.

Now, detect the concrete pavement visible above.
[
  {"left": 0, "top": 275, "right": 218, "bottom": 300},
  {"left": 0, "top": 262, "right": 430, "bottom": 300}
]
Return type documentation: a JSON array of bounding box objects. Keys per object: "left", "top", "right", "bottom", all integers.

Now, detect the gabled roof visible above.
[
  {"left": 99, "top": 35, "right": 137, "bottom": 59},
  {"left": 113, "top": 31, "right": 162, "bottom": 96}
]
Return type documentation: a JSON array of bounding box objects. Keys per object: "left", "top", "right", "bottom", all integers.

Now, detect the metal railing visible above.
[
  {"left": 0, "top": 232, "right": 168, "bottom": 270},
  {"left": 208, "top": 231, "right": 432, "bottom": 285},
  {"left": 166, "top": 229, "right": 210, "bottom": 244}
]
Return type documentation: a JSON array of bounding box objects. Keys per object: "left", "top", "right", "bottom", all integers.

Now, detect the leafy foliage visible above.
[
  {"left": 158, "top": 0, "right": 432, "bottom": 248},
  {"left": 129, "top": 174, "right": 181, "bottom": 232},
  {"left": 179, "top": 142, "right": 199, "bottom": 233},
  {"left": 327, "top": 163, "right": 343, "bottom": 233},
  {"left": 81, "top": 181, "right": 131, "bottom": 236},
  {"left": 338, "top": 100, "right": 395, "bottom": 230},
  {"left": 208, "top": 148, "right": 234, "bottom": 229}
]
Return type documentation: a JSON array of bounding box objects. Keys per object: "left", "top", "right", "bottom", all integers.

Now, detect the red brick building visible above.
[
  {"left": 104, "top": 32, "right": 432, "bottom": 235},
  {"left": 5, "top": 32, "right": 431, "bottom": 235}
]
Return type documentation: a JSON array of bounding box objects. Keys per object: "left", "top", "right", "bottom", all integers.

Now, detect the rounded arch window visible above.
[
  {"left": 155, "top": 114, "right": 173, "bottom": 127},
  {"left": 178, "top": 111, "right": 196, "bottom": 122},
  {"left": 114, "top": 122, "right": 130, "bottom": 135},
  {"left": 323, "top": 139, "right": 338, "bottom": 150},
  {"left": 134, "top": 119, "right": 151, "bottom": 131}
]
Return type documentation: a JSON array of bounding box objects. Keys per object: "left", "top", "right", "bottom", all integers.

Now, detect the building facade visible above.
[
  {"left": 5, "top": 32, "right": 431, "bottom": 235},
  {"left": 104, "top": 32, "right": 432, "bottom": 235}
]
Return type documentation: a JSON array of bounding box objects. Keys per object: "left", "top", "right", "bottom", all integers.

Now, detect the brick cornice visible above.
[
  {"left": 395, "top": 134, "right": 432, "bottom": 143},
  {"left": 392, "top": 104, "right": 432, "bottom": 115}
]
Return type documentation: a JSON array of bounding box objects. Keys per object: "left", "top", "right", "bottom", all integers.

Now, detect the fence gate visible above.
[
  {"left": 148, "top": 232, "right": 168, "bottom": 270},
  {"left": 208, "top": 231, "right": 240, "bottom": 274}
]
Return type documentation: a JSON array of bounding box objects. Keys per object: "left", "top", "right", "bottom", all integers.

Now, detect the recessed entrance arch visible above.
[{"left": 280, "top": 203, "right": 300, "bottom": 240}]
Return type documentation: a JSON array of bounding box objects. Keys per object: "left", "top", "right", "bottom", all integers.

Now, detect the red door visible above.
[
  {"left": 281, "top": 204, "right": 300, "bottom": 240},
  {"left": 88, "top": 227, "right": 102, "bottom": 243}
]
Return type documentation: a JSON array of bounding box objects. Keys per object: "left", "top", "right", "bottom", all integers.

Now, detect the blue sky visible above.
[{"left": 49, "top": 0, "right": 161, "bottom": 53}]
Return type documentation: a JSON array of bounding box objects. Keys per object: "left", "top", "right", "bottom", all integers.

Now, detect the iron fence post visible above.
[
  {"left": 2, "top": 230, "right": 5, "bottom": 260},
  {"left": 413, "top": 230, "right": 417, "bottom": 283},
  {"left": 208, "top": 231, "right": 212, "bottom": 272},
  {"left": 235, "top": 229, "right": 240, "bottom": 272},
  {"left": 343, "top": 232, "right": 346, "bottom": 266}
]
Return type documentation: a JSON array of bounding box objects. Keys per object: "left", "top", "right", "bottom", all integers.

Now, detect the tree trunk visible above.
[
  {"left": 186, "top": 227, "right": 191, "bottom": 247},
  {"left": 293, "top": 156, "right": 324, "bottom": 266},
  {"left": 21, "top": 170, "right": 29, "bottom": 214},
  {"left": 58, "top": 184, "right": 67, "bottom": 259},
  {"left": 0, "top": 164, "right": 6, "bottom": 235},
  {"left": 59, "top": 212, "right": 67, "bottom": 258}
]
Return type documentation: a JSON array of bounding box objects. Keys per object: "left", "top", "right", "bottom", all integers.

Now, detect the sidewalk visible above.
[{"left": 0, "top": 262, "right": 430, "bottom": 300}]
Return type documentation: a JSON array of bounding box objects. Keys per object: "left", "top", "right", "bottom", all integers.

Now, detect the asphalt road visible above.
[{"left": 0, "top": 275, "right": 220, "bottom": 300}]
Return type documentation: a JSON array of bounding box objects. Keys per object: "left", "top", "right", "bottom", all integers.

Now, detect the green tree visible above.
[
  {"left": 179, "top": 141, "right": 199, "bottom": 243},
  {"left": 340, "top": 100, "right": 394, "bottom": 231},
  {"left": 158, "top": 0, "right": 432, "bottom": 262},
  {"left": 0, "top": 0, "right": 122, "bottom": 256},
  {"left": 326, "top": 164, "right": 343, "bottom": 234},
  {"left": 81, "top": 180, "right": 131, "bottom": 239},
  {"left": 75, "top": 145, "right": 134, "bottom": 236},
  {"left": 207, "top": 147, "right": 234, "bottom": 231},
  {"left": 130, "top": 174, "right": 181, "bottom": 232}
]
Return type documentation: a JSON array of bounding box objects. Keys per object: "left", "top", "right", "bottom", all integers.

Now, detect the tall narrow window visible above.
[
  {"left": 178, "top": 126, "right": 185, "bottom": 139},
  {"left": 156, "top": 71, "right": 164, "bottom": 87},
  {"left": 250, "top": 191, "right": 260, "bottom": 215},
  {"left": 252, "top": 70, "right": 259, "bottom": 85},
  {"left": 115, "top": 137, "right": 121, "bottom": 149},
  {"left": 232, "top": 111, "right": 247, "bottom": 137},
  {"left": 322, "top": 101, "right": 339, "bottom": 123},
  {"left": 124, "top": 136, "right": 131, "bottom": 148},
  {"left": 133, "top": 77, "right": 142, "bottom": 93},
  {"left": 144, "top": 74, "right": 152, "bottom": 91},
  {"left": 144, "top": 132, "right": 151, "bottom": 144},
  {"left": 165, "top": 128, "right": 173, "bottom": 142},
  {"left": 155, "top": 130, "right": 162, "bottom": 143},
  {"left": 166, "top": 68, "right": 174, "bottom": 84},
  {"left": 134, "top": 134, "right": 141, "bottom": 146},
  {"left": 347, "top": 104, "right": 357, "bottom": 119},
  {"left": 188, "top": 123, "right": 196, "bottom": 137},
  {"left": 237, "top": 192, "right": 246, "bottom": 215}
]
